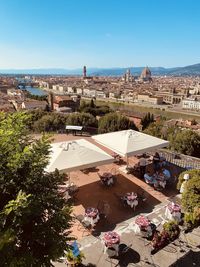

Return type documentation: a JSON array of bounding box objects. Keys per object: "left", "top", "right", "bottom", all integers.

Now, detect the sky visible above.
[{"left": 0, "top": 0, "right": 200, "bottom": 69}]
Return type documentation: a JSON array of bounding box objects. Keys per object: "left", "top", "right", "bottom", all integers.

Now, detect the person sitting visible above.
[
  {"left": 144, "top": 171, "right": 156, "bottom": 185},
  {"left": 153, "top": 152, "right": 160, "bottom": 171},
  {"left": 162, "top": 168, "right": 171, "bottom": 181}
]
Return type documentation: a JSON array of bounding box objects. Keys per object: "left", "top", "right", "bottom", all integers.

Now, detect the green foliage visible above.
[
  {"left": 98, "top": 112, "right": 138, "bottom": 134},
  {"left": 168, "top": 129, "right": 200, "bottom": 157},
  {"left": 141, "top": 112, "right": 154, "bottom": 130},
  {"left": 143, "top": 121, "right": 164, "bottom": 138},
  {"left": 79, "top": 99, "right": 111, "bottom": 116},
  {"left": 0, "top": 112, "right": 72, "bottom": 266},
  {"left": 32, "top": 113, "right": 67, "bottom": 132},
  {"left": 177, "top": 169, "right": 200, "bottom": 190},
  {"left": 66, "top": 249, "right": 85, "bottom": 264},
  {"left": 162, "top": 220, "right": 180, "bottom": 241},
  {"left": 179, "top": 170, "right": 200, "bottom": 225},
  {"left": 65, "top": 112, "right": 98, "bottom": 128}
]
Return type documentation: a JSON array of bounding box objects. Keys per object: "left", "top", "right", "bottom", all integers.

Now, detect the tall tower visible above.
[{"left": 83, "top": 66, "right": 87, "bottom": 78}]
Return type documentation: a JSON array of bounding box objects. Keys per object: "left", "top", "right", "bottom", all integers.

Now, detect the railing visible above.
[{"left": 158, "top": 149, "right": 200, "bottom": 170}]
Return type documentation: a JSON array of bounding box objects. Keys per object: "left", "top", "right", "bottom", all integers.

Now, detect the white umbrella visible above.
[
  {"left": 92, "top": 129, "right": 169, "bottom": 158},
  {"left": 46, "top": 139, "right": 114, "bottom": 173}
]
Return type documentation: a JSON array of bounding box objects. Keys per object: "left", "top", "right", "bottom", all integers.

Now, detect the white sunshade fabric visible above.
[
  {"left": 46, "top": 139, "right": 114, "bottom": 173},
  {"left": 92, "top": 129, "right": 169, "bottom": 157}
]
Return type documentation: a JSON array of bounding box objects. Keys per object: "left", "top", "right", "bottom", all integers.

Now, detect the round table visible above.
[
  {"left": 100, "top": 172, "right": 114, "bottom": 186},
  {"left": 103, "top": 231, "right": 120, "bottom": 256},
  {"left": 165, "top": 203, "right": 181, "bottom": 222},
  {"left": 84, "top": 207, "right": 100, "bottom": 226},
  {"left": 124, "top": 192, "right": 138, "bottom": 208},
  {"left": 134, "top": 215, "right": 151, "bottom": 234}
]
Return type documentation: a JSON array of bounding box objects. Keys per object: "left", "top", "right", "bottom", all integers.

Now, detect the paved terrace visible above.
[{"left": 33, "top": 134, "right": 200, "bottom": 267}]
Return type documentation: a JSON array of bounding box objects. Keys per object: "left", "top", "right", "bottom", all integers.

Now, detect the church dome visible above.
[{"left": 141, "top": 67, "right": 151, "bottom": 79}]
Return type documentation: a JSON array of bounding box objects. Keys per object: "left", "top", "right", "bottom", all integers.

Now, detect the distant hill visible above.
[{"left": 1, "top": 63, "right": 200, "bottom": 76}]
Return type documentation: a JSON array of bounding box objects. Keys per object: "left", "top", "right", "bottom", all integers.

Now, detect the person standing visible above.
[
  {"left": 153, "top": 152, "right": 160, "bottom": 172},
  {"left": 139, "top": 154, "right": 147, "bottom": 178}
]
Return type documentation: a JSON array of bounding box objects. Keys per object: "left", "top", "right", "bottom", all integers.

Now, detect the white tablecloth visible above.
[
  {"left": 84, "top": 214, "right": 100, "bottom": 226},
  {"left": 165, "top": 207, "right": 181, "bottom": 222},
  {"left": 127, "top": 199, "right": 138, "bottom": 208}
]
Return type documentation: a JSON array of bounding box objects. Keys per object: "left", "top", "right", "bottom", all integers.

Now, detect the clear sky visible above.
[{"left": 0, "top": 0, "right": 200, "bottom": 69}]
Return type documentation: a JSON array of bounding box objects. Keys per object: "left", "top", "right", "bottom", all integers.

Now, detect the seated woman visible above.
[
  {"left": 144, "top": 171, "right": 157, "bottom": 185},
  {"left": 162, "top": 168, "right": 171, "bottom": 181}
]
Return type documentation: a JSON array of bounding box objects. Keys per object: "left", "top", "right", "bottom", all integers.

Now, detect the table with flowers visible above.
[
  {"left": 100, "top": 172, "right": 114, "bottom": 186},
  {"left": 134, "top": 215, "right": 151, "bottom": 234},
  {"left": 124, "top": 192, "right": 138, "bottom": 209},
  {"left": 165, "top": 202, "right": 181, "bottom": 222},
  {"left": 84, "top": 207, "right": 100, "bottom": 226},
  {"left": 103, "top": 231, "right": 120, "bottom": 256}
]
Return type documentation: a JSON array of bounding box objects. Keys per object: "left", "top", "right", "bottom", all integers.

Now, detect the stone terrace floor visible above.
[{"left": 34, "top": 134, "right": 200, "bottom": 267}]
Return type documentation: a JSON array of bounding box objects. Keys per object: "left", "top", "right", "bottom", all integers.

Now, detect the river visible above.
[{"left": 21, "top": 86, "right": 47, "bottom": 96}]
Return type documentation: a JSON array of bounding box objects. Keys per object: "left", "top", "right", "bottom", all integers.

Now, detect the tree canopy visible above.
[
  {"left": 168, "top": 129, "right": 200, "bottom": 157},
  {"left": 0, "top": 112, "right": 72, "bottom": 266},
  {"left": 178, "top": 169, "right": 200, "bottom": 225},
  {"left": 98, "top": 112, "right": 138, "bottom": 134},
  {"left": 141, "top": 112, "right": 154, "bottom": 131}
]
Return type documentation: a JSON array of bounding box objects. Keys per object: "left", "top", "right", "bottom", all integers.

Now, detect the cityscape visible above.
[{"left": 0, "top": 1, "right": 200, "bottom": 267}]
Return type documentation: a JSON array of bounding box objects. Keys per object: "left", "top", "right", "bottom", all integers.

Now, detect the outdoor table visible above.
[
  {"left": 103, "top": 231, "right": 120, "bottom": 256},
  {"left": 84, "top": 207, "right": 100, "bottom": 226},
  {"left": 124, "top": 192, "right": 138, "bottom": 209},
  {"left": 100, "top": 172, "right": 114, "bottom": 186},
  {"left": 134, "top": 215, "right": 151, "bottom": 234},
  {"left": 153, "top": 173, "right": 166, "bottom": 189},
  {"left": 165, "top": 202, "right": 181, "bottom": 222}
]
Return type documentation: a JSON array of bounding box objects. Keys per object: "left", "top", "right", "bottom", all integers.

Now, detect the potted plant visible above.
[
  {"left": 162, "top": 220, "right": 180, "bottom": 241},
  {"left": 65, "top": 249, "right": 85, "bottom": 266}
]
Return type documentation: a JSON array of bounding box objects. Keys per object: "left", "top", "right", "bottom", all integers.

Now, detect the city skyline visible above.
[{"left": 0, "top": 0, "right": 200, "bottom": 69}]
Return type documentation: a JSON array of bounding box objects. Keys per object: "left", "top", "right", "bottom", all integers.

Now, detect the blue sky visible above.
[{"left": 0, "top": 0, "right": 200, "bottom": 69}]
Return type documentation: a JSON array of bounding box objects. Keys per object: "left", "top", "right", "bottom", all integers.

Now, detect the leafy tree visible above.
[
  {"left": 169, "top": 129, "right": 200, "bottom": 157},
  {"left": 141, "top": 112, "right": 154, "bottom": 130},
  {"left": 0, "top": 112, "right": 72, "bottom": 266},
  {"left": 65, "top": 112, "right": 98, "bottom": 128},
  {"left": 143, "top": 121, "right": 164, "bottom": 138},
  {"left": 98, "top": 112, "right": 138, "bottom": 134},
  {"left": 89, "top": 98, "right": 96, "bottom": 109},
  {"left": 33, "top": 113, "right": 66, "bottom": 132},
  {"left": 178, "top": 170, "right": 200, "bottom": 225}
]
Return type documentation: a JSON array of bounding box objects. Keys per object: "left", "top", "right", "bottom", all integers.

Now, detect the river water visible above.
[{"left": 21, "top": 86, "right": 47, "bottom": 96}]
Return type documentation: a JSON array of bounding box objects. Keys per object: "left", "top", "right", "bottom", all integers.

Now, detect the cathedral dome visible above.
[{"left": 140, "top": 67, "right": 151, "bottom": 79}]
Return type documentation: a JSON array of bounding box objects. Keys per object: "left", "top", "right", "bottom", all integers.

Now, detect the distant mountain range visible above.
[{"left": 1, "top": 63, "right": 200, "bottom": 76}]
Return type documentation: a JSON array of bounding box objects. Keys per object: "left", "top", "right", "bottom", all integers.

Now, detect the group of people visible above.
[{"left": 139, "top": 152, "right": 171, "bottom": 190}]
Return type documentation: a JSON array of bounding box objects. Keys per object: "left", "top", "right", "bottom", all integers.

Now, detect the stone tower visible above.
[{"left": 83, "top": 66, "right": 87, "bottom": 78}]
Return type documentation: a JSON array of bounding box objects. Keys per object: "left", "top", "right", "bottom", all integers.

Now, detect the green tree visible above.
[
  {"left": 169, "top": 129, "right": 200, "bottom": 157},
  {"left": 143, "top": 121, "right": 164, "bottom": 138},
  {"left": 98, "top": 112, "right": 138, "bottom": 133},
  {"left": 65, "top": 112, "right": 98, "bottom": 128},
  {"left": 178, "top": 170, "right": 200, "bottom": 225},
  {"left": 141, "top": 112, "right": 154, "bottom": 130},
  {"left": 0, "top": 112, "right": 72, "bottom": 266}
]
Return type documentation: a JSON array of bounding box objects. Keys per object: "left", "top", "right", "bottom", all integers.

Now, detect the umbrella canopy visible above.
[
  {"left": 46, "top": 139, "right": 114, "bottom": 173},
  {"left": 92, "top": 129, "right": 169, "bottom": 157}
]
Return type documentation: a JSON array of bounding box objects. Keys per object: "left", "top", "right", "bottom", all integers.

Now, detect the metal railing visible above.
[{"left": 158, "top": 149, "right": 200, "bottom": 170}]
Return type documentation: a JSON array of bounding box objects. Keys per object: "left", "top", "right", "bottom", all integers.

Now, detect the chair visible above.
[
  {"left": 137, "top": 189, "right": 149, "bottom": 202},
  {"left": 73, "top": 214, "right": 92, "bottom": 236},
  {"left": 114, "top": 193, "right": 127, "bottom": 207}
]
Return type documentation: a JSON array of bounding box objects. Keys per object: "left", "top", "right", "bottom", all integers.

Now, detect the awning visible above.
[
  {"left": 92, "top": 129, "right": 169, "bottom": 157},
  {"left": 46, "top": 139, "right": 114, "bottom": 173}
]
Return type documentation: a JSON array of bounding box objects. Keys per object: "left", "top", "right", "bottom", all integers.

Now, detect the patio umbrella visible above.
[
  {"left": 46, "top": 139, "right": 114, "bottom": 173},
  {"left": 92, "top": 129, "right": 169, "bottom": 160}
]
